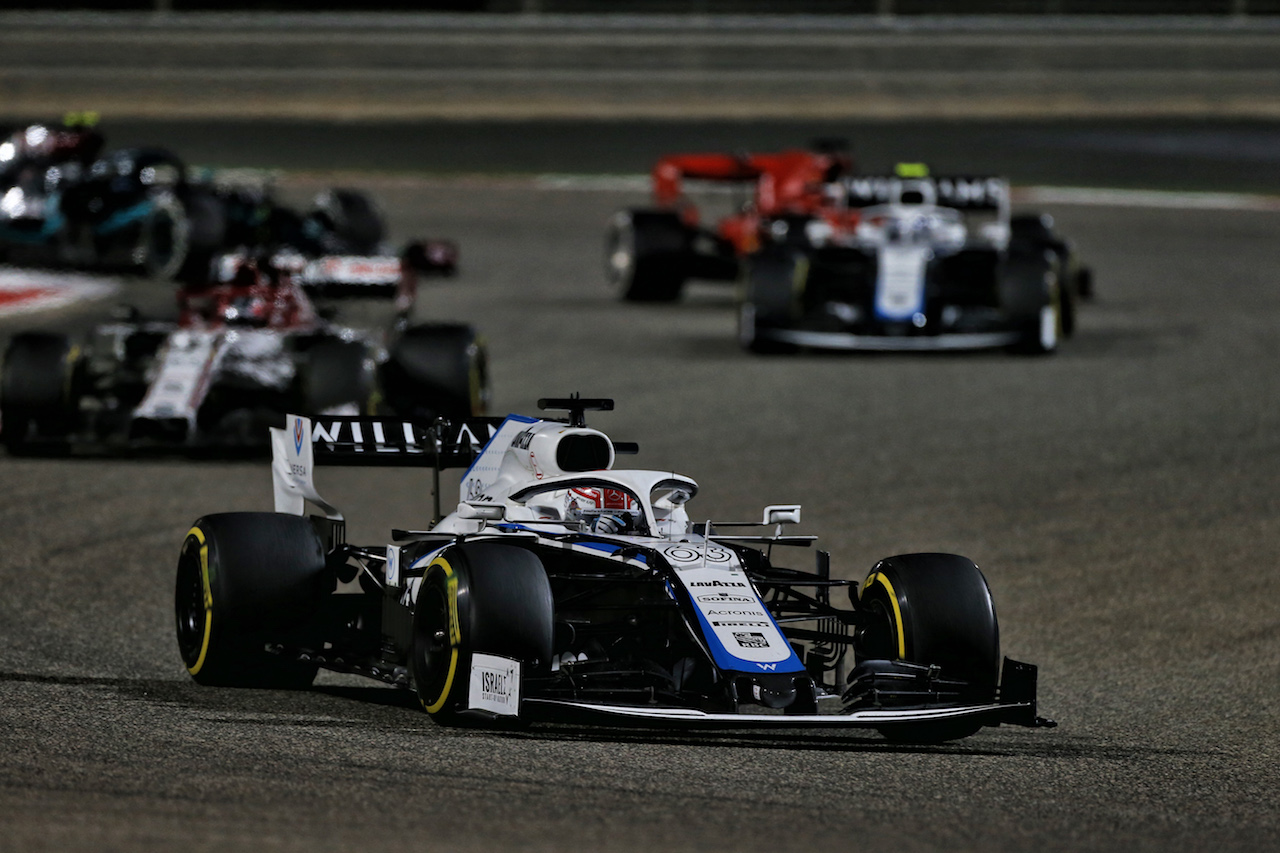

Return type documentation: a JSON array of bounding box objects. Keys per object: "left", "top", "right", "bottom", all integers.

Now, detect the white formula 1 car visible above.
[
  {"left": 740, "top": 171, "right": 1091, "bottom": 354},
  {"left": 175, "top": 397, "right": 1053, "bottom": 741}
]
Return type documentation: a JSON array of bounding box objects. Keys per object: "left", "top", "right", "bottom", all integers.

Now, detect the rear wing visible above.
[
  {"left": 214, "top": 251, "right": 417, "bottom": 314},
  {"left": 270, "top": 413, "right": 505, "bottom": 521},
  {"left": 839, "top": 175, "right": 1010, "bottom": 213},
  {"left": 296, "top": 255, "right": 407, "bottom": 297}
]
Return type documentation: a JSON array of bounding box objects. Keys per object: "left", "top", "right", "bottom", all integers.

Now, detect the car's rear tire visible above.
[
  {"left": 411, "top": 542, "right": 554, "bottom": 725},
  {"left": 605, "top": 209, "right": 690, "bottom": 302},
  {"left": 301, "top": 338, "right": 374, "bottom": 414},
  {"left": 379, "top": 323, "right": 488, "bottom": 419},
  {"left": 857, "top": 553, "right": 1001, "bottom": 743},
  {"left": 175, "top": 513, "right": 328, "bottom": 689},
  {"left": 1, "top": 332, "right": 79, "bottom": 455},
  {"left": 1002, "top": 255, "right": 1061, "bottom": 355}
]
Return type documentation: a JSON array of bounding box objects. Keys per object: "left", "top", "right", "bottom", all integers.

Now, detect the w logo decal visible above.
[{"left": 756, "top": 663, "right": 777, "bottom": 671}]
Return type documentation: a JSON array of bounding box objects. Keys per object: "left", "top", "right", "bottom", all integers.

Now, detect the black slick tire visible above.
[
  {"left": 175, "top": 513, "right": 328, "bottom": 689},
  {"left": 302, "top": 338, "right": 373, "bottom": 414},
  {"left": 379, "top": 323, "right": 488, "bottom": 419},
  {"left": 739, "top": 248, "right": 803, "bottom": 354},
  {"left": 857, "top": 553, "right": 1001, "bottom": 743},
  {"left": 1, "top": 332, "right": 79, "bottom": 455},
  {"left": 1002, "top": 254, "right": 1061, "bottom": 356},
  {"left": 410, "top": 542, "right": 553, "bottom": 726},
  {"left": 605, "top": 209, "right": 690, "bottom": 302}
]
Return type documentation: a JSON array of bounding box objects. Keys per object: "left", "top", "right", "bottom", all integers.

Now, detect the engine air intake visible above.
[{"left": 556, "top": 433, "right": 612, "bottom": 472}]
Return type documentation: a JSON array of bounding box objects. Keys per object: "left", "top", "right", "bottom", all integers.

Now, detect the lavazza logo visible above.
[{"left": 689, "top": 580, "right": 748, "bottom": 588}]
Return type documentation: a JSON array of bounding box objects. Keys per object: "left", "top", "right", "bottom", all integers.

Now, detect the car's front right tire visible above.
[{"left": 411, "top": 542, "right": 553, "bottom": 725}]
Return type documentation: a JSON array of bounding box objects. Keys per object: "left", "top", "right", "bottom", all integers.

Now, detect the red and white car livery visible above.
[{"left": 0, "top": 252, "right": 486, "bottom": 454}]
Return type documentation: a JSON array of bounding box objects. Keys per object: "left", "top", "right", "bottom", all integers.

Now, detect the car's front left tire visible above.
[{"left": 856, "top": 553, "right": 1001, "bottom": 743}]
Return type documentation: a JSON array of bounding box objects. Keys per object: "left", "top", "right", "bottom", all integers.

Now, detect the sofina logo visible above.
[{"left": 293, "top": 418, "right": 304, "bottom": 455}]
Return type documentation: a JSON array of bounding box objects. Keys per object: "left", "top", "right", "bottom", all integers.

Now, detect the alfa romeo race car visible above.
[
  {"left": 174, "top": 397, "right": 1053, "bottom": 741},
  {"left": 0, "top": 251, "right": 486, "bottom": 454},
  {"left": 0, "top": 119, "right": 457, "bottom": 282}
]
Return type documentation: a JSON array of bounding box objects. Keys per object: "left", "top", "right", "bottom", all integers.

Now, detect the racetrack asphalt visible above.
[{"left": 0, "top": 124, "right": 1278, "bottom": 852}]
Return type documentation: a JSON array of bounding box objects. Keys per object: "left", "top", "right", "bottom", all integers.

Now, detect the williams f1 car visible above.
[
  {"left": 0, "top": 119, "right": 457, "bottom": 282},
  {"left": 174, "top": 397, "right": 1053, "bottom": 742},
  {"left": 738, "top": 170, "right": 1089, "bottom": 354},
  {"left": 606, "top": 150, "right": 1090, "bottom": 354},
  {"left": 0, "top": 251, "right": 486, "bottom": 454}
]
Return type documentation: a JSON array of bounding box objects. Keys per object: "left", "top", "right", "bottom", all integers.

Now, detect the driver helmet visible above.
[
  {"left": 219, "top": 292, "right": 271, "bottom": 327},
  {"left": 566, "top": 486, "right": 640, "bottom": 534}
]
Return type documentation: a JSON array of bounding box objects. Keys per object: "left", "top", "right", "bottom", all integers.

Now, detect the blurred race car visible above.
[
  {"left": 0, "top": 251, "right": 486, "bottom": 454},
  {"left": 740, "top": 170, "right": 1090, "bottom": 354},
  {"left": 605, "top": 144, "right": 856, "bottom": 302},
  {"left": 173, "top": 397, "right": 1053, "bottom": 742},
  {"left": 606, "top": 151, "right": 1091, "bottom": 354},
  {"left": 0, "top": 119, "right": 458, "bottom": 281}
]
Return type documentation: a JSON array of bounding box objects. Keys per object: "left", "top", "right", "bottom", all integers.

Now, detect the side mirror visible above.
[
  {"left": 457, "top": 502, "right": 505, "bottom": 521},
  {"left": 763, "top": 504, "right": 801, "bottom": 526}
]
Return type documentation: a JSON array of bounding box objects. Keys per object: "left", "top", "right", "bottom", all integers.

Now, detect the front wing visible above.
[
  {"left": 521, "top": 699, "right": 1043, "bottom": 729},
  {"left": 512, "top": 658, "right": 1053, "bottom": 731},
  {"left": 760, "top": 327, "right": 1021, "bottom": 352}
]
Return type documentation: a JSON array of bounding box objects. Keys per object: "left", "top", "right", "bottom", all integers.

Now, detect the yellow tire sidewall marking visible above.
[
  {"left": 423, "top": 554, "right": 461, "bottom": 714},
  {"left": 185, "top": 526, "right": 214, "bottom": 676},
  {"left": 861, "top": 571, "right": 907, "bottom": 660},
  {"left": 790, "top": 255, "right": 810, "bottom": 315}
]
